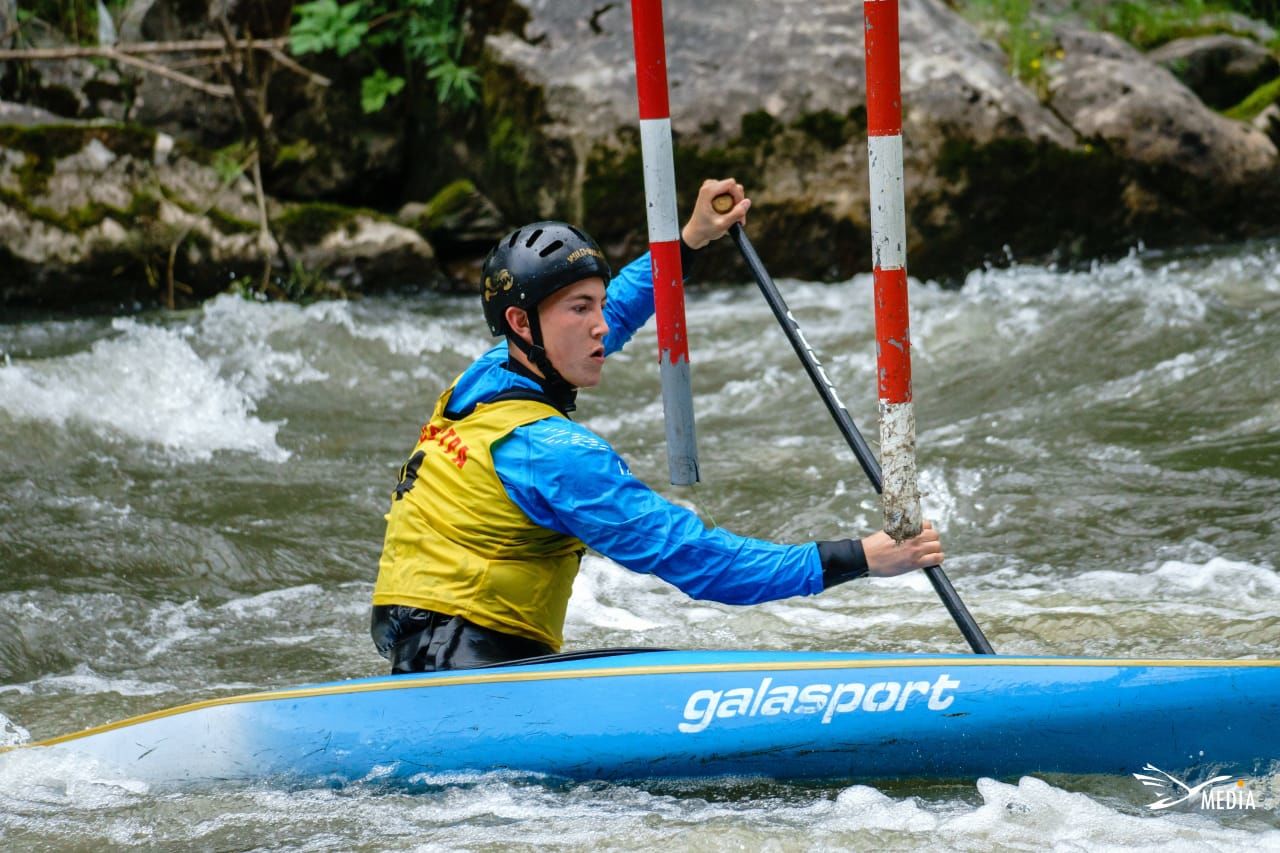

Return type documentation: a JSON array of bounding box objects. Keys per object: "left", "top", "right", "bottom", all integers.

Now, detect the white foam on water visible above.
[
  {"left": 137, "top": 597, "right": 214, "bottom": 662},
  {"left": 192, "top": 295, "right": 332, "bottom": 398},
  {"left": 0, "top": 316, "right": 287, "bottom": 462},
  {"left": 566, "top": 556, "right": 666, "bottom": 634},
  {"left": 7, "top": 663, "right": 176, "bottom": 697},
  {"left": 196, "top": 294, "right": 485, "bottom": 378},
  {"left": 0, "top": 711, "right": 30, "bottom": 746},
  {"left": 256, "top": 773, "right": 1280, "bottom": 850},
  {"left": 1, "top": 744, "right": 1276, "bottom": 849},
  {"left": 1066, "top": 556, "right": 1280, "bottom": 613},
  {"left": 933, "top": 776, "right": 1279, "bottom": 850},
  {"left": 216, "top": 583, "right": 326, "bottom": 620},
  {"left": 0, "top": 746, "right": 150, "bottom": 809}
]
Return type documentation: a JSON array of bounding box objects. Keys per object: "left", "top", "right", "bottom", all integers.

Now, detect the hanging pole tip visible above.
[{"left": 711, "top": 193, "right": 734, "bottom": 214}]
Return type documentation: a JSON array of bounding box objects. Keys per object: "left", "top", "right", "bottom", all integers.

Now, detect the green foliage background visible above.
[{"left": 288, "top": 0, "right": 478, "bottom": 113}]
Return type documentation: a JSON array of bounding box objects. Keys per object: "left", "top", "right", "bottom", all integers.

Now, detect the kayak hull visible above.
[{"left": 11, "top": 651, "right": 1280, "bottom": 786}]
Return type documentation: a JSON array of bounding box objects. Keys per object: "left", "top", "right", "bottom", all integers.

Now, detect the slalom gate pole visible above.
[
  {"left": 864, "top": 0, "right": 921, "bottom": 542},
  {"left": 713, "top": 196, "right": 995, "bottom": 655},
  {"left": 630, "top": 0, "right": 699, "bottom": 485}
]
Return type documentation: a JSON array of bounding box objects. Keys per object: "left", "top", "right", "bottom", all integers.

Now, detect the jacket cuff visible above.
[
  {"left": 679, "top": 236, "right": 704, "bottom": 278},
  {"left": 817, "top": 539, "right": 869, "bottom": 589}
]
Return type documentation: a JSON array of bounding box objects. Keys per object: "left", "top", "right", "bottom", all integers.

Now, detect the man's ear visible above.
[{"left": 505, "top": 306, "right": 533, "bottom": 344}]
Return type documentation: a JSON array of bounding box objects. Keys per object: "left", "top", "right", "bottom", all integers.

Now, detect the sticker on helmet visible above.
[
  {"left": 484, "top": 269, "right": 515, "bottom": 302},
  {"left": 566, "top": 247, "right": 604, "bottom": 263}
]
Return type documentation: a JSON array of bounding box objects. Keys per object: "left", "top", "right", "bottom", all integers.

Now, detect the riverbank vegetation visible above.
[{"left": 956, "top": 1, "right": 1280, "bottom": 80}]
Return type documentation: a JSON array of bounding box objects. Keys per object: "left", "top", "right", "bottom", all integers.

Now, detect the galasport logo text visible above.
[
  {"left": 677, "top": 674, "right": 960, "bottom": 733},
  {"left": 418, "top": 422, "right": 469, "bottom": 469}
]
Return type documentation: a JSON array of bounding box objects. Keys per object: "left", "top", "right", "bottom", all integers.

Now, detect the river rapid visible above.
[{"left": 1, "top": 240, "right": 1279, "bottom": 850}]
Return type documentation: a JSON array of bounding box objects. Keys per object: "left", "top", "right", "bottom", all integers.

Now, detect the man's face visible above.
[{"left": 537, "top": 277, "right": 609, "bottom": 388}]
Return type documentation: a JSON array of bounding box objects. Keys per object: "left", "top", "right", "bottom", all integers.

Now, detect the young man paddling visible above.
[{"left": 371, "top": 178, "right": 944, "bottom": 673}]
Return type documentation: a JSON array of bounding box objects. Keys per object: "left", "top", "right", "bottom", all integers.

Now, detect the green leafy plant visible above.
[
  {"left": 289, "top": 0, "right": 478, "bottom": 113},
  {"left": 289, "top": 0, "right": 369, "bottom": 55},
  {"left": 360, "top": 67, "right": 405, "bottom": 113}
]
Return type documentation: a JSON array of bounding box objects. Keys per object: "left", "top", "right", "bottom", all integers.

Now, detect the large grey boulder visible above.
[
  {"left": 1148, "top": 34, "right": 1280, "bottom": 110},
  {"left": 479, "top": 0, "right": 1280, "bottom": 279},
  {"left": 483, "top": 0, "right": 1078, "bottom": 280},
  {"left": 1046, "top": 27, "right": 1278, "bottom": 236}
]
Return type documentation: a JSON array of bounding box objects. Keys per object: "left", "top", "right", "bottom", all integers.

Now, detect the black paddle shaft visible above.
[{"left": 727, "top": 222, "right": 995, "bottom": 655}]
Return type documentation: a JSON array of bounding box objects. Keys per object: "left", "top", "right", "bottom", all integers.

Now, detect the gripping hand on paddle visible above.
[
  {"left": 863, "top": 521, "right": 943, "bottom": 577},
  {"left": 682, "top": 178, "right": 750, "bottom": 249}
]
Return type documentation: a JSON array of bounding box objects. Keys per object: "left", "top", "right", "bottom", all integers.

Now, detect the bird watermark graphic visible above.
[{"left": 1133, "top": 764, "right": 1259, "bottom": 811}]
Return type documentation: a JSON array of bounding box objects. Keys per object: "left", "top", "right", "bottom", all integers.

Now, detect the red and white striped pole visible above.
[
  {"left": 630, "top": 0, "right": 699, "bottom": 485},
  {"left": 864, "top": 0, "right": 921, "bottom": 541}
]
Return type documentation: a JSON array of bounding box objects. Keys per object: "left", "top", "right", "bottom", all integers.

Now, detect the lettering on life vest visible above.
[{"left": 416, "top": 423, "right": 470, "bottom": 469}]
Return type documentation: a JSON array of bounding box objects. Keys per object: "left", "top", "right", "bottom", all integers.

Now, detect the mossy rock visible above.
[
  {"left": 421, "top": 179, "right": 479, "bottom": 228},
  {"left": 275, "top": 201, "right": 370, "bottom": 247},
  {"left": 914, "top": 137, "right": 1120, "bottom": 279},
  {"left": 0, "top": 122, "right": 155, "bottom": 196},
  {"left": 791, "top": 107, "right": 867, "bottom": 151},
  {"left": 0, "top": 181, "right": 162, "bottom": 233},
  {"left": 1226, "top": 75, "right": 1280, "bottom": 121},
  {"left": 581, "top": 112, "right": 777, "bottom": 246}
]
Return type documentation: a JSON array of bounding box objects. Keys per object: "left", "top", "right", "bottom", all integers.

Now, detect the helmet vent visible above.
[
  {"left": 507, "top": 231, "right": 520, "bottom": 248},
  {"left": 568, "top": 226, "right": 587, "bottom": 241},
  {"left": 538, "top": 239, "right": 565, "bottom": 258},
  {"left": 525, "top": 229, "right": 544, "bottom": 248}
]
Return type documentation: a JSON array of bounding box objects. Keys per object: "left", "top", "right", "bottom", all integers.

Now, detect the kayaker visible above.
[{"left": 371, "top": 177, "right": 944, "bottom": 673}]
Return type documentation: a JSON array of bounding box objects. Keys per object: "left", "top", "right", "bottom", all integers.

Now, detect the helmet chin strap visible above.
[{"left": 507, "top": 310, "right": 578, "bottom": 414}]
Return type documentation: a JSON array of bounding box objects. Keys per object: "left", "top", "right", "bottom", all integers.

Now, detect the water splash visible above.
[{"left": 0, "top": 317, "right": 287, "bottom": 462}]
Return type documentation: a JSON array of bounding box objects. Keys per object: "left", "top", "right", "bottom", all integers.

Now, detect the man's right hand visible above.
[
  {"left": 682, "top": 178, "right": 750, "bottom": 249},
  {"left": 862, "top": 521, "right": 944, "bottom": 577}
]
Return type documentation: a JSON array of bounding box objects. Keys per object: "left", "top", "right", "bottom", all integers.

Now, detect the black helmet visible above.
[{"left": 481, "top": 221, "right": 612, "bottom": 337}]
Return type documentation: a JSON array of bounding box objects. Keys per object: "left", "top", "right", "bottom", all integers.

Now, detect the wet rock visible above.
[
  {"left": 0, "top": 100, "right": 69, "bottom": 125},
  {"left": 1148, "top": 34, "right": 1280, "bottom": 110},
  {"left": 1046, "top": 26, "right": 1279, "bottom": 239},
  {"left": 482, "top": 0, "right": 1079, "bottom": 281},
  {"left": 0, "top": 122, "right": 264, "bottom": 307},
  {"left": 0, "top": 123, "right": 441, "bottom": 309},
  {"left": 398, "top": 179, "right": 509, "bottom": 287},
  {"left": 400, "top": 180, "right": 508, "bottom": 255},
  {"left": 280, "top": 204, "right": 442, "bottom": 292},
  {"left": 1256, "top": 103, "right": 1280, "bottom": 149}
]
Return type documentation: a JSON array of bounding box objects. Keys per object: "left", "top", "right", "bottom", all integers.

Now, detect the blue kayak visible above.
[{"left": 8, "top": 650, "right": 1280, "bottom": 786}]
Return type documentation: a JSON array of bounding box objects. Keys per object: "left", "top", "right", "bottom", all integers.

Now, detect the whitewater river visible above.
[{"left": 1, "top": 240, "right": 1278, "bottom": 849}]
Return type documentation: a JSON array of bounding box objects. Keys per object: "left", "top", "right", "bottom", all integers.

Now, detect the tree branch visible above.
[
  {"left": 104, "top": 49, "right": 233, "bottom": 98},
  {"left": 0, "top": 38, "right": 331, "bottom": 91},
  {"left": 0, "top": 38, "right": 290, "bottom": 60}
]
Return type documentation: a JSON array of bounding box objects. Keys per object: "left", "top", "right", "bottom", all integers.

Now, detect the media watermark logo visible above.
[{"left": 1133, "top": 763, "right": 1258, "bottom": 811}]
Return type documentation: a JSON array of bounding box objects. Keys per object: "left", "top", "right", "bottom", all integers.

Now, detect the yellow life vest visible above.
[{"left": 371, "top": 384, "right": 585, "bottom": 650}]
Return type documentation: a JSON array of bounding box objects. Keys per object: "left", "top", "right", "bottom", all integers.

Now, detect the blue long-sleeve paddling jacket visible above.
[{"left": 447, "top": 253, "right": 824, "bottom": 605}]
